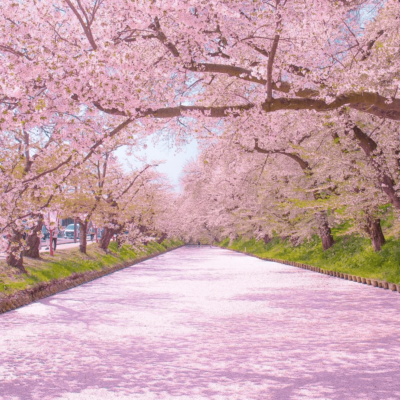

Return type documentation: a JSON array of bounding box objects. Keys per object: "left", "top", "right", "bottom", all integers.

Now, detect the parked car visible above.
[{"left": 64, "top": 223, "right": 80, "bottom": 239}]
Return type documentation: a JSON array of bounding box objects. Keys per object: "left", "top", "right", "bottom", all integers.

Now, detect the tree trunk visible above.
[
  {"left": 24, "top": 216, "right": 43, "bottom": 259},
  {"left": 380, "top": 174, "right": 400, "bottom": 210},
  {"left": 352, "top": 126, "right": 400, "bottom": 210},
  {"left": 79, "top": 220, "right": 88, "bottom": 254},
  {"left": 116, "top": 233, "right": 125, "bottom": 248},
  {"left": 290, "top": 236, "right": 300, "bottom": 246},
  {"left": 262, "top": 234, "right": 272, "bottom": 244},
  {"left": 157, "top": 232, "right": 168, "bottom": 244},
  {"left": 74, "top": 218, "right": 78, "bottom": 243},
  {"left": 228, "top": 234, "right": 238, "bottom": 246},
  {"left": 6, "top": 230, "right": 27, "bottom": 273},
  {"left": 364, "top": 216, "right": 386, "bottom": 252},
  {"left": 99, "top": 227, "right": 115, "bottom": 251},
  {"left": 315, "top": 211, "right": 335, "bottom": 251}
]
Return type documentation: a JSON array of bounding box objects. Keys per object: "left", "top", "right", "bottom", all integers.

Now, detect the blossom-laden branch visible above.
[{"left": 93, "top": 92, "right": 400, "bottom": 121}]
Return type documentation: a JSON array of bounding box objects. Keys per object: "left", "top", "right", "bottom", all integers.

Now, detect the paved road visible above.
[
  {"left": 40, "top": 237, "right": 86, "bottom": 249},
  {"left": 0, "top": 238, "right": 96, "bottom": 259},
  {"left": 38, "top": 237, "right": 97, "bottom": 251},
  {"left": 1, "top": 247, "right": 400, "bottom": 400}
]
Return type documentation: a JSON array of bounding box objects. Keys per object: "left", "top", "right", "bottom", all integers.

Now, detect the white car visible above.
[{"left": 64, "top": 223, "right": 80, "bottom": 239}]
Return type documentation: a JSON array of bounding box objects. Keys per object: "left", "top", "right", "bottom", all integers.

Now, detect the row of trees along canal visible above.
[
  {"left": 1, "top": 0, "right": 400, "bottom": 269},
  {"left": 178, "top": 110, "right": 399, "bottom": 252}
]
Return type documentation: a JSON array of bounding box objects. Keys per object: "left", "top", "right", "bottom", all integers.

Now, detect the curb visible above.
[
  {"left": 0, "top": 245, "right": 183, "bottom": 315},
  {"left": 220, "top": 246, "right": 400, "bottom": 294}
]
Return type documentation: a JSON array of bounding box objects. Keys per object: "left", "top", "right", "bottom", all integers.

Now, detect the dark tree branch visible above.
[
  {"left": 64, "top": 0, "right": 98, "bottom": 50},
  {"left": 254, "top": 138, "right": 311, "bottom": 171},
  {"left": 93, "top": 102, "right": 254, "bottom": 118},
  {"left": 267, "top": 34, "right": 280, "bottom": 101},
  {"left": 0, "top": 44, "right": 32, "bottom": 60},
  {"left": 149, "top": 17, "right": 180, "bottom": 57}
]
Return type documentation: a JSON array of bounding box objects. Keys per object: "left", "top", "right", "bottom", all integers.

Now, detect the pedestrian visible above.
[
  {"left": 197, "top": 241, "right": 200, "bottom": 247},
  {"left": 52, "top": 225, "right": 59, "bottom": 251}
]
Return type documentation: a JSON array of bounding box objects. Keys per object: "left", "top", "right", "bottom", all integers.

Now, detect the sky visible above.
[{"left": 115, "top": 137, "right": 198, "bottom": 191}]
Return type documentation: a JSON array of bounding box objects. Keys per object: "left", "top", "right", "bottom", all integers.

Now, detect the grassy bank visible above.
[
  {"left": 0, "top": 239, "right": 183, "bottom": 296},
  {"left": 219, "top": 235, "right": 400, "bottom": 284}
]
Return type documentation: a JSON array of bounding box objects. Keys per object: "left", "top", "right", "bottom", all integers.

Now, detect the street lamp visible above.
[{"left": 44, "top": 211, "right": 58, "bottom": 256}]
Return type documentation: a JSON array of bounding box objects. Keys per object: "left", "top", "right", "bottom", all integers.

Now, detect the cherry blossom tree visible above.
[
  {"left": 93, "top": 163, "right": 170, "bottom": 252},
  {"left": 2, "top": 0, "right": 400, "bottom": 267},
  {"left": 2, "top": 0, "right": 400, "bottom": 135},
  {"left": 180, "top": 105, "right": 399, "bottom": 251}
]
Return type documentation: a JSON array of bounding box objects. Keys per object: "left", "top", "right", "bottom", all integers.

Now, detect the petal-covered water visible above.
[{"left": 1, "top": 246, "right": 400, "bottom": 400}]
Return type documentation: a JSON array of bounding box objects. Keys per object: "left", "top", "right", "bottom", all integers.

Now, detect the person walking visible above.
[{"left": 52, "top": 225, "right": 59, "bottom": 251}]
